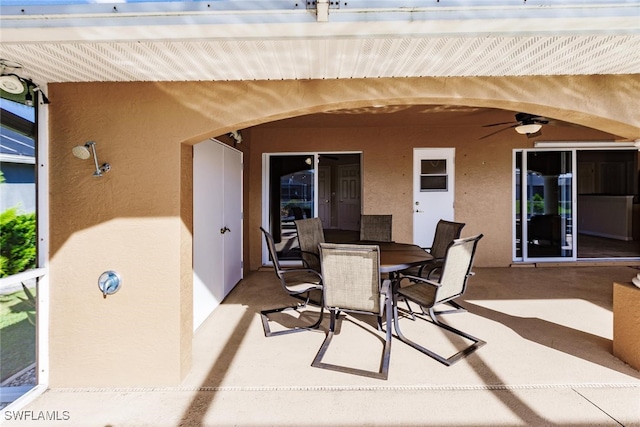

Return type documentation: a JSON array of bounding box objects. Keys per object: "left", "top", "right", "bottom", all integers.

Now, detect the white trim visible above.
[
  {"left": 0, "top": 267, "right": 46, "bottom": 287},
  {"left": 512, "top": 149, "right": 520, "bottom": 263},
  {"left": 0, "top": 154, "right": 35, "bottom": 164},
  {"left": 2, "top": 2, "right": 638, "bottom": 46},
  {"left": 35, "top": 93, "right": 50, "bottom": 389},
  {"left": 534, "top": 141, "right": 640, "bottom": 149}
]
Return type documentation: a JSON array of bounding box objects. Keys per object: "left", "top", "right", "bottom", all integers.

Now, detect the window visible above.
[{"left": 420, "top": 159, "right": 447, "bottom": 191}]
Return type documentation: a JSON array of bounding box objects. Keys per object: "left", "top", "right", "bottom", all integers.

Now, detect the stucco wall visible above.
[
  {"left": 246, "top": 116, "right": 618, "bottom": 270},
  {"left": 45, "top": 75, "right": 639, "bottom": 387}
]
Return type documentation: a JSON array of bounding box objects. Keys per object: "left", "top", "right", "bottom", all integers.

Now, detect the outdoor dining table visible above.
[{"left": 354, "top": 241, "right": 434, "bottom": 276}]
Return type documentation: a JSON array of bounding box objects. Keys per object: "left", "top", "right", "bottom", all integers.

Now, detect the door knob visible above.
[{"left": 220, "top": 226, "right": 231, "bottom": 234}]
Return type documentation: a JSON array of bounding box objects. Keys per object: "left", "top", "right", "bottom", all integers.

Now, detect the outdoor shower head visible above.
[
  {"left": 71, "top": 141, "right": 111, "bottom": 177},
  {"left": 71, "top": 143, "right": 93, "bottom": 160}
]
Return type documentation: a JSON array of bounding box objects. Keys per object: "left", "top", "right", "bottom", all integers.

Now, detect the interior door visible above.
[
  {"left": 413, "top": 148, "right": 455, "bottom": 247},
  {"left": 318, "top": 165, "right": 332, "bottom": 228},
  {"left": 337, "top": 164, "right": 360, "bottom": 231}
]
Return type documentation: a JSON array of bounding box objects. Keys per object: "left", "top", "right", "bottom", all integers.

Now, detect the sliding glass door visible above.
[
  {"left": 267, "top": 154, "right": 316, "bottom": 260},
  {"left": 515, "top": 150, "right": 575, "bottom": 261}
]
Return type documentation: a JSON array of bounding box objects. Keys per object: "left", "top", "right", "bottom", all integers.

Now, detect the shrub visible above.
[{"left": 0, "top": 208, "right": 37, "bottom": 278}]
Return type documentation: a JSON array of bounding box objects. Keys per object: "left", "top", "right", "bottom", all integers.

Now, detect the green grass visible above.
[{"left": 0, "top": 287, "right": 36, "bottom": 382}]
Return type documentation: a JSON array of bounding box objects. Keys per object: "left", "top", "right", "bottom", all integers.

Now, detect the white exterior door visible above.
[
  {"left": 193, "top": 139, "right": 243, "bottom": 331},
  {"left": 223, "top": 146, "right": 243, "bottom": 295},
  {"left": 413, "top": 148, "right": 455, "bottom": 248}
]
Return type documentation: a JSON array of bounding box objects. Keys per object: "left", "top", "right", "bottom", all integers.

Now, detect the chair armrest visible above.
[
  {"left": 280, "top": 268, "right": 323, "bottom": 280},
  {"left": 398, "top": 274, "right": 441, "bottom": 289},
  {"left": 380, "top": 279, "right": 392, "bottom": 296}
]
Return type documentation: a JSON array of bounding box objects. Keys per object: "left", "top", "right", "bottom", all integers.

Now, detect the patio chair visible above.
[
  {"left": 400, "top": 219, "right": 465, "bottom": 317},
  {"left": 294, "top": 217, "right": 325, "bottom": 273},
  {"left": 393, "top": 234, "right": 485, "bottom": 366},
  {"left": 359, "top": 214, "right": 393, "bottom": 242},
  {"left": 404, "top": 219, "right": 466, "bottom": 278},
  {"left": 312, "top": 243, "right": 393, "bottom": 380},
  {"left": 259, "top": 227, "right": 324, "bottom": 337}
]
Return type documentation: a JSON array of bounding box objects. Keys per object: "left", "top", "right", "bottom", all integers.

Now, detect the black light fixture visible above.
[
  {"left": 228, "top": 130, "right": 243, "bottom": 145},
  {"left": 0, "top": 59, "right": 50, "bottom": 105},
  {"left": 24, "top": 90, "right": 33, "bottom": 106}
]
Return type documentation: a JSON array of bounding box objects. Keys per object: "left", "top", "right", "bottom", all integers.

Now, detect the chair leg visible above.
[
  {"left": 392, "top": 296, "right": 485, "bottom": 366},
  {"left": 260, "top": 296, "right": 324, "bottom": 337},
  {"left": 433, "top": 300, "right": 467, "bottom": 316},
  {"left": 312, "top": 306, "right": 391, "bottom": 380},
  {"left": 403, "top": 297, "right": 417, "bottom": 320}
]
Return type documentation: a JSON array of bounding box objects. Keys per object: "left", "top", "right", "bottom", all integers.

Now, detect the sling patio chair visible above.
[
  {"left": 400, "top": 219, "right": 465, "bottom": 318},
  {"left": 294, "top": 217, "right": 325, "bottom": 273},
  {"left": 359, "top": 214, "right": 393, "bottom": 242},
  {"left": 311, "top": 243, "right": 393, "bottom": 380},
  {"left": 259, "top": 227, "right": 324, "bottom": 337},
  {"left": 393, "top": 234, "right": 485, "bottom": 366},
  {"left": 402, "top": 219, "right": 465, "bottom": 279}
]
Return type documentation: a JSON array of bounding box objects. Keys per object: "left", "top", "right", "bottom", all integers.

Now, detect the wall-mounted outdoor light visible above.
[
  {"left": 72, "top": 141, "right": 111, "bottom": 177},
  {"left": 228, "top": 130, "right": 243, "bottom": 145},
  {"left": 0, "top": 59, "right": 50, "bottom": 105},
  {"left": 98, "top": 271, "right": 121, "bottom": 298}
]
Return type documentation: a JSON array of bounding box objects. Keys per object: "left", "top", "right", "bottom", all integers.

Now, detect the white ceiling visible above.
[{"left": 0, "top": 1, "right": 639, "bottom": 87}]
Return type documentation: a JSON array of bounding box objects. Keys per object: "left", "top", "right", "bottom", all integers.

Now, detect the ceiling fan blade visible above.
[
  {"left": 482, "top": 121, "right": 518, "bottom": 128},
  {"left": 479, "top": 124, "right": 517, "bottom": 140},
  {"left": 544, "top": 119, "right": 581, "bottom": 128}
]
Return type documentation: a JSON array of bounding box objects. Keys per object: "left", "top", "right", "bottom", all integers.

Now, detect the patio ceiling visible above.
[{"left": 0, "top": 1, "right": 639, "bottom": 87}]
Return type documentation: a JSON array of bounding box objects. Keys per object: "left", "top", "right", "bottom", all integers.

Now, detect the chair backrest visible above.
[
  {"left": 430, "top": 219, "right": 466, "bottom": 259},
  {"left": 295, "top": 218, "right": 325, "bottom": 271},
  {"left": 319, "top": 243, "right": 383, "bottom": 314},
  {"left": 291, "top": 206, "right": 305, "bottom": 220},
  {"left": 260, "top": 226, "right": 284, "bottom": 280},
  {"left": 359, "top": 214, "right": 392, "bottom": 242},
  {"left": 436, "top": 234, "right": 483, "bottom": 303}
]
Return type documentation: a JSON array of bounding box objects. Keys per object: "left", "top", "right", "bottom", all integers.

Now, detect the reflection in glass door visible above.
[
  {"left": 516, "top": 150, "right": 575, "bottom": 261},
  {"left": 268, "top": 154, "right": 316, "bottom": 260}
]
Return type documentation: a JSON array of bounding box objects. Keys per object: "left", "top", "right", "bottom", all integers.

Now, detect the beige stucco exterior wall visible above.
[
  {"left": 246, "top": 115, "right": 617, "bottom": 269},
  {"left": 46, "top": 75, "right": 640, "bottom": 387}
]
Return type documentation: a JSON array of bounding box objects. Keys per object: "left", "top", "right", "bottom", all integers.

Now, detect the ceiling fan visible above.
[{"left": 479, "top": 112, "right": 549, "bottom": 140}]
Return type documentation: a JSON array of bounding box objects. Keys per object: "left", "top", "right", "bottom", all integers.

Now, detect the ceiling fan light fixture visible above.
[{"left": 515, "top": 123, "right": 542, "bottom": 135}]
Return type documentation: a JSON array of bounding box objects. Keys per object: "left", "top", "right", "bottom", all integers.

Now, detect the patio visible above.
[{"left": 4, "top": 265, "right": 640, "bottom": 426}]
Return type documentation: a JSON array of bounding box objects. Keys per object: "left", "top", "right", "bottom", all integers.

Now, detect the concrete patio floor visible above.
[{"left": 2, "top": 265, "right": 640, "bottom": 426}]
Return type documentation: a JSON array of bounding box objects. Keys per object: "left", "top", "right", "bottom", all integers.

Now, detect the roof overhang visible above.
[{"left": 1, "top": 1, "right": 639, "bottom": 86}]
